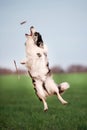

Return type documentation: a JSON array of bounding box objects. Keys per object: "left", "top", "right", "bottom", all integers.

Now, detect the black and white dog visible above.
[{"left": 21, "top": 28, "right": 70, "bottom": 111}]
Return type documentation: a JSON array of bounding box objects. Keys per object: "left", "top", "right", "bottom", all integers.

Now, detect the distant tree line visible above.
[
  {"left": 51, "top": 65, "right": 87, "bottom": 73},
  {"left": 0, "top": 67, "right": 26, "bottom": 75},
  {"left": 0, "top": 65, "right": 87, "bottom": 75}
]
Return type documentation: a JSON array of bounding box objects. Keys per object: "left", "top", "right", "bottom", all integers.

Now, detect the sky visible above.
[{"left": 0, "top": 0, "right": 87, "bottom": 70}]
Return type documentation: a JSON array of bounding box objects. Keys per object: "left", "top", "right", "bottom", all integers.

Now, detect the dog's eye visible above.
[{"left": 34, "top": 33, "right": 37, "bottom": 36}]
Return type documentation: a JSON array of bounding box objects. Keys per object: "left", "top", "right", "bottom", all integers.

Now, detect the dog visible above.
[{"left": 21, "top": 30, "right": 70, "bottom": 111}]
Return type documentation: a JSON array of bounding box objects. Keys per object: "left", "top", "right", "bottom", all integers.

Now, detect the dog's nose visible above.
[{"left": 25, "top": 33, "right": 29, "bottom": 36}]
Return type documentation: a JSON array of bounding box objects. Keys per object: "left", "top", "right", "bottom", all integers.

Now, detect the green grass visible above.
[{"left": 0, "top": 73, "right": 87, "bottom": 130}]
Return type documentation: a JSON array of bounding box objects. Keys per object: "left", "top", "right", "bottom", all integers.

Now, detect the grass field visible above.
[{"left": 0, "top": 73, "right": 87, "bottom": 130}]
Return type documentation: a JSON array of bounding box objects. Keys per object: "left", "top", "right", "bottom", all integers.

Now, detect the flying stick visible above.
[
  {"left": 14, "top": 60, "right": 20, "bottom": 79},
  {"left": 20, "top": 21, "right": 27, "bottom": 25}
]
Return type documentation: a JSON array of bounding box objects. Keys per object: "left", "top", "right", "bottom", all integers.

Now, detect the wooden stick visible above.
[{"left": 14, "top": 60, "right": 20, "bottom": 79}]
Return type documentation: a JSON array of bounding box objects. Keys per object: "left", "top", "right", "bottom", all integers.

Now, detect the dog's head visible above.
[{"left": 33, "top": 32, "right": 44, "bottom": 48}]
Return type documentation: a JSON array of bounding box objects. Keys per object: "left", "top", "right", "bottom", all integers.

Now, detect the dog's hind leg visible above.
[
  {"left": 33, "top": 79, "right": 48, "bottom": 111},
  {"left": 36, "top": 92, "right": 48, "bottom": 111}
]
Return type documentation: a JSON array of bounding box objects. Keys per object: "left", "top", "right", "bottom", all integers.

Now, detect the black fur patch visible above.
[
  {"left": 46, "top": 62, "right": 49, "bottom": 67},
  {"left": 44, "top": 52, "right": 47, "bottom": 57},
  {"left": 46, "top": 68, "right": 51, "bottom": 77},
  {"left": 42, "top": 82, "right": 49, "bottom": 95},
  {"left": 34, "top": 87, "right": 42, "bottom": 101},
  {"left": 37, "top": 53, "right": 42, "bottom": 57},
  {"left": 32, "top": 78, "right": 36, "bottom": 86},
  {"left": 34, "top": 32, "right": 44, "bottom": 48},
  {"left": 42, "top": 82, "right": 46, "bottom": 91},
  {"left": 58, "top": 85, "right": 64, "bottom": 94}
]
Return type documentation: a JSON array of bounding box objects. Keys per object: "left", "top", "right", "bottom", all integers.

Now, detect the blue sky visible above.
[{"left": 0, "top": 0, "right": 87, "bottom": 70}]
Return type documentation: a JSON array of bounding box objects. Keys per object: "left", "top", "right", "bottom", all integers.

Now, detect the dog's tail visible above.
[{"left": 58, "top": 82, "right": 70, "bottom": 94}]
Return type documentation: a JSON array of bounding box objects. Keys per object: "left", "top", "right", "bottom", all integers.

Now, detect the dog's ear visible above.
[
  {"left": 38, "top": 33, "right": 43, "bottom": 43},
  {"left": 36, "top": 32, "right": 44, "bottom": 47}
]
